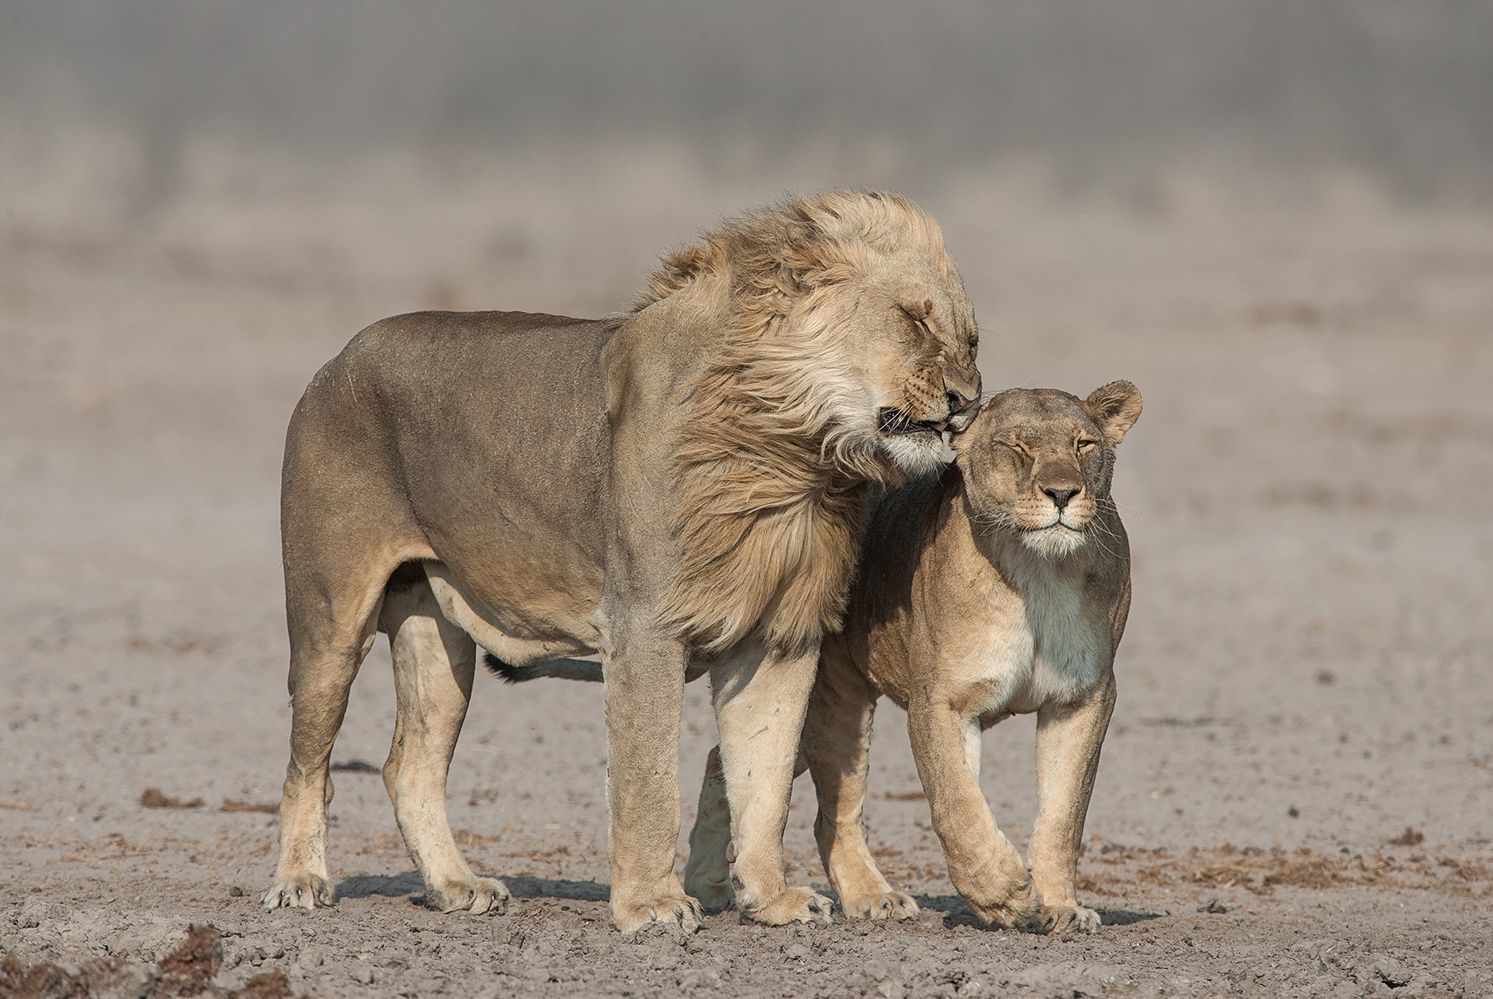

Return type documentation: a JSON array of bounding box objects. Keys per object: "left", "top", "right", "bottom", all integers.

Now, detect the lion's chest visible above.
[{"left": 957, "top": 569, "right": 1108, "bottom": 719}]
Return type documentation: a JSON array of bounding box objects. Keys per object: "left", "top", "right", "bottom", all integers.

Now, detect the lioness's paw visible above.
[
  {"left": 742, "top": 886, "right": 834, "bottom": 926},
  {"left": 840, "top": 889, "right": 920, "bottom": 922},
  {"left": 261, "top": 873, "right": 333, "bottom": 911},
  {"left": 1043, "top": 904, "right": 1101, "bottom": 934},
  {"left": 967, "top": 877, "right": 1049, "bottom": 933},
  {"left": 682, "top": 875, "right": 734, "bottom": 914},
  {"left": 426, "top": 876, "right": 510, "bottom": 915},
  {"left": 613, "top": 893, "right": 704, "bottom": 940}
]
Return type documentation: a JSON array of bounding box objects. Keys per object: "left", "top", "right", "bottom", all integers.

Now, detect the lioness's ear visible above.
[{"left": 1085, "top": 380, "right": 1142, "bottom": 446}]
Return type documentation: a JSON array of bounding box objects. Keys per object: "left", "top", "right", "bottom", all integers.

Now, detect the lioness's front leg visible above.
[
  {"left": 683, "top": 745, "right": 812, "bottom": 913},
  {"left": 603, "top": 619, "right": 702, "bottom": 937},
  {"left": 1027, "top": 679, "right": 1116, "bottom": 934},
  {"left": 711, "top": 643, "right": 832, "bottom": 926},
  {"left": 907, "top": 701, "right": 1049, "bottom": 932}
]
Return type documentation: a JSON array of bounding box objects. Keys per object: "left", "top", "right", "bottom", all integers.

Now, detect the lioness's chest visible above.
[{"left": 959, "top": 570, "right": 1108, "bottom": 718}]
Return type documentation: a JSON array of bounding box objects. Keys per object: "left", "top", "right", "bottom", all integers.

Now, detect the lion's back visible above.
[{"left": 283, "top": 309, "right": 620, "bottom": 576}]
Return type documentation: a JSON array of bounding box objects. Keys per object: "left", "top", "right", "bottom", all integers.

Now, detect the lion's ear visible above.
[{"left": 1085, "top": 380, "right": 1142, "bottom": 446}]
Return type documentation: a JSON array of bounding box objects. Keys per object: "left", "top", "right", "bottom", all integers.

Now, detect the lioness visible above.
[
  {"left": 680, "top": 382, "right": 1141, "bottom": 931},
  {"left": 261, "top": 192, "right": 982, "bottom": 934}
]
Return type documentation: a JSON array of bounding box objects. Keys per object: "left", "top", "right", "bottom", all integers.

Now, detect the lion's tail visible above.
[{"left": 484, "top": 653, "right": 605, "bottom": 684}]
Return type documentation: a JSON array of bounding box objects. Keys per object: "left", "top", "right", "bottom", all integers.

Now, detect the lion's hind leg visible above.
[
  {"left": 682, "top": 745, "right": 735, "bottom": 913},
  {"left": 264, "top": 549, "right": 390, "bottom": 911},
  {"left": 379, "top": 567, "right": 509, "bottom": 915}
]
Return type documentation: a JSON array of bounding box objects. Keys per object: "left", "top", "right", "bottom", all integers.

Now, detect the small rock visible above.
[
  {"left": 677, "top": 968, "right": 722, "bottom": 989},
  {"left": 347, "top": 960, "right": 375, "bottom": 985},
  {"left": 228, "top": 886, "right": 245, "bottom": 897},
  {"left": 782, "top": 943, "right": 809, "bottom": 962},
  {"left": 1198, "top": 898, "right": 1228, "bottom": 914},
  {"left": 1370, "top": 953, "right": 1410, "bottom": 988}
]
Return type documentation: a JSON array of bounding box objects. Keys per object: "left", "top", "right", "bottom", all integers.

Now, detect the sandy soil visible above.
[{"left": 3, "top": 155, "right": 1491, "bottom": 997}]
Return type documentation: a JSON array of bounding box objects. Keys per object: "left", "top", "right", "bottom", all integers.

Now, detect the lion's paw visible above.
[
  {"left": 1042, "top": 903, "right": 1101, "bottom": 934},
  {"left": 840, "top": 889, "right": 920, "bottom": 921},
  {"left": 682, "top": 875, "right": 734, "bottom": 914},
  {"left": 426, "top": 876, "right": 510, "bottom": 915},
  {"left": 742, "top": 886, "right": 834, "bottom": 927},
  {"left": 613, "top": 893, "right": 704, "bottom": 940},
  {"left": 261, "top": 873, "right": 334, "bottom": 911}
]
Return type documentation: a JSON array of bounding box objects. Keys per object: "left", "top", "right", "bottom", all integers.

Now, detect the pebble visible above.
[{"left": 1369, "top": 953, "right": 1410, "bottom": 988}]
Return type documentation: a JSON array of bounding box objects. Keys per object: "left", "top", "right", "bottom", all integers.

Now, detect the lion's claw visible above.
[
  {"left": 613, "top": 893, "right": 704, "bottom": 940},
  {"left": 1042, "top": 903, "right": 1101, "bottom": 934},
  {"left": 261, "top": 873, "right": 334, "bottom": 911},
  {"left": 841, "top": 889, "right": 920, "bottom": 921},
  {"left": 427, "top": 876, "right": 510, "bottom": 915},
  {"left": 742, "top": 885, "right": 835, "bottom": 926}
]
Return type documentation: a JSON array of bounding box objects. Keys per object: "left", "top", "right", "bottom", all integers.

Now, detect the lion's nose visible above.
[
  {"left": 1043, "top": 485, "right": 1081, "bottom": 511},
  {"left": 945, "top": 388, "right": 974, "bottom": 415},
  {"left": 944, "top": 388, "right": 982, "bottom": 431}
]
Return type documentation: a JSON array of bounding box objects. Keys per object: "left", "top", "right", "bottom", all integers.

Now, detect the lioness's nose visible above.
[{"left": 1043, "top": 485, "right": 1081, "bottom": 511}]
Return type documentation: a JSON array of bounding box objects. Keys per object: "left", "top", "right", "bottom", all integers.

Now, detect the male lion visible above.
[
  {"left": 679, "top": 383, "right": 1141, "bottom": 931},
  {"left": 261, "top": 191, "right": 982, "bottom": 934}
]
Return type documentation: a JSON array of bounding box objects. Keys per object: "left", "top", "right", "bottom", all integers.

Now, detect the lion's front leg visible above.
[
  {"left": 602, "top": 620, "right": 702, "bottom": 938},
  {"left": 710, "top": 643, "right": 832, "bottom": 926},
  {"left": 1027, "top": 679, "right": 1116, "bottom": 934}
]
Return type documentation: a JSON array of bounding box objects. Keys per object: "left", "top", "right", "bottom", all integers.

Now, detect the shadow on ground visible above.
[{"left": 336, "top": 872, "right": 608, "bottom": 904}]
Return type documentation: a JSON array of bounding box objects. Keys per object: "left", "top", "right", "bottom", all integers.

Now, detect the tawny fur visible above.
[
  {"left": 263, "top": 191, "right": 984, "bottom": 936},
  {"left": 682, "top": 383, "right": 1142, "bottom": 934}
]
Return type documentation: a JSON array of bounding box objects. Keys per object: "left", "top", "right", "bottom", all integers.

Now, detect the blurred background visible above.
[
  {"left": 5, "top": 0, "right": 1492, "bottom": 303},
  {"left": 3, "top": 0, "right": 1491, "bottom": 931}
]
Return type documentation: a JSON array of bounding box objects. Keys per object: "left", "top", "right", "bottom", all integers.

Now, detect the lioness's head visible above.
[{"left": 956, "top": 382, "right": 1142, "bottom": 558}]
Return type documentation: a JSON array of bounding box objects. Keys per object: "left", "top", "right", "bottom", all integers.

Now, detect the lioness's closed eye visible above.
[{"left": 685, "top": 382, "right": 1141, "bottom": 934}]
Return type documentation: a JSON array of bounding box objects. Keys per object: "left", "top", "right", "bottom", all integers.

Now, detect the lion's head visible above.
[
  {"left": 646, "top": 191, "right": 984, "bottom": 654},
  {"left": 955, "top": 382, "right": 1142, "bottom": 559},
  {"left": 638, "top": 190, "right": 982, "bottom": 481}
]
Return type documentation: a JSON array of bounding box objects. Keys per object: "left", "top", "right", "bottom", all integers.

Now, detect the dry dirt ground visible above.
[{"left": 3, "top": 154, "right": 1491, "bottom": 996}]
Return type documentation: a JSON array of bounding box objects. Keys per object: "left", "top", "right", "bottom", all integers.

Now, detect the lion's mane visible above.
[{"left": 644, "top": 191, "right": 956, "bottom": 656}]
